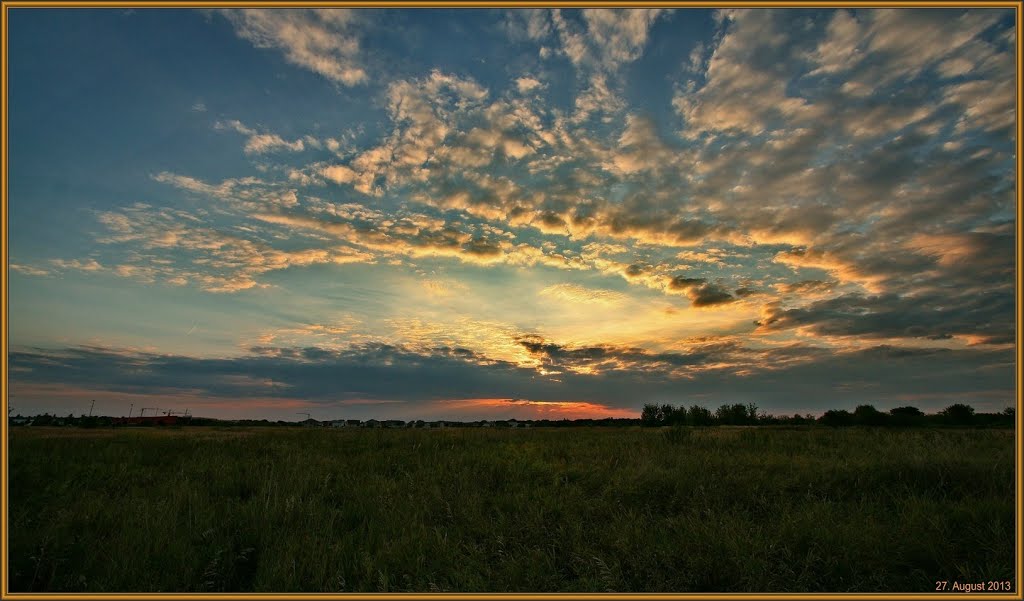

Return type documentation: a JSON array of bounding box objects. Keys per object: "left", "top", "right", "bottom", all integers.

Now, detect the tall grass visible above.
[{"left": 8, "top": 426, "right": 1015, "bottom": 592}]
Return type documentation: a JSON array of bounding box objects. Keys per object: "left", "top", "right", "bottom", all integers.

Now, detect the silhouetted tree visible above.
[
  {"left": 940, "top": 403, "right": 975, "bottom": 425},
  {"left": 819, "top": 409, "right": 854, "bottom": 427},
  {"left": 716, "top": 403, "right": 752, "bottom": 425},
  {"left": 641, "top": 404, "right": 660, "bottom": 426},
  {"left": 853, "top": 404, "right": 887, "bottom": 426},
  {"left": 687, "top": 405, "right": 713, "bottom": 426},
  {"left": 889, "top": 405, "right": 923, "bottom": 427}
]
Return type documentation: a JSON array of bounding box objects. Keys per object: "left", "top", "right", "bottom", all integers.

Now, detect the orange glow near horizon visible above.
[
  {"left": 10, "top": 384, "right": 638, "bottom": 421},
  {"left": 437, "top": 398, "right": 637, "bottom": 420}
]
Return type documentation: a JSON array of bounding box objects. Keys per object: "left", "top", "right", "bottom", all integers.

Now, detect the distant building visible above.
[
  {"left": 112, "top": 415, "right": 183, "bottom": 426},
  {"left": 383, "top": 420, "right": 405, "bottom": 428},
  {"left": 330, "top": 419, "right": 363, "bottom": 428},
  {"left": 363, "top": 419, "right": 381, "bottom": 428}
]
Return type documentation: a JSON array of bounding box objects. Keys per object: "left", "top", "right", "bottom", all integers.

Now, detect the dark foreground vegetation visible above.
[{"left": 9, "top": 426, "right": 1015, "bottom": 593}]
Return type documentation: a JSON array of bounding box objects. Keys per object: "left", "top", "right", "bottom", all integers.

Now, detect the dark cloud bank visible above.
[{"left": 10, "top": 335, "right": 1013, "bottom": 416}]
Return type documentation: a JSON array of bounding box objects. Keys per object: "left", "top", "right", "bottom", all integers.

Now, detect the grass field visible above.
[{"left": 7, "top": 426, "right": 1017, "bottom": 593}]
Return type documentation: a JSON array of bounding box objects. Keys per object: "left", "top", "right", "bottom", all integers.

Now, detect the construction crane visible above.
[
  {"left": 140, "top": 407, "right": 160, "bottom": 417},
  {"left": 296, "top": 412, "right": 311, "bottom": 421}
]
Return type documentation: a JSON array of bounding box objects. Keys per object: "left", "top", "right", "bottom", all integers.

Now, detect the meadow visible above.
[{"left": 7, "top": 425, "right": 1017, "bottom": 593}]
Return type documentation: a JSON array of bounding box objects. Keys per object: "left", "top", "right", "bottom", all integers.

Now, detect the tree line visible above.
[
  {"left": 10, "top": 403, "right": 1016, "bottom": 429},
  {"left": 641, "top": 402, "right": 1016, "bottom": 427}
]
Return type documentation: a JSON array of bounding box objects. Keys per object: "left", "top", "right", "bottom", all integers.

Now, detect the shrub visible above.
[
  {"left": 853, "top": 405, "right": 887, "bottom": 426},
  {"left": 940, "top": 403, "right": 975, "bottom": 425},
  {"left": 889, "top": 406, "right": 924, "bottom": 427},
  {"left": 819, "top": 409, "right": 854, "bottom": 427}
]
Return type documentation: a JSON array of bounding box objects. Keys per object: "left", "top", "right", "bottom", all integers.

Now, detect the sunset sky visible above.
[{"left": 7, "top": 8, "right": 1017, "bottom": 421}]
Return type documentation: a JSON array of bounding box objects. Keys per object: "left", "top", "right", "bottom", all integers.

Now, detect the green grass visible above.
[{"left": 7, "top": 426, "right": 1016, "bottom": 593}]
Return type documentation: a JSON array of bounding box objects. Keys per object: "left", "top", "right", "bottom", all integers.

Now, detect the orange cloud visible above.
[{"left": 774, "top": 248, "right": 884, "bottom": 293}]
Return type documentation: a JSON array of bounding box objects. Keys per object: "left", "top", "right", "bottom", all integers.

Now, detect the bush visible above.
[
  {"left": 889, "top": 406, "right": 924, "bottom": 427},
  {"left": 819, "top": 409, "right": 854, "bottom": 427},
  {"left": 940, "top": 403, "right": 975, "bottom": 425},
  {"left": 853, "top": 405, "right": 887, "bottom": 426}
]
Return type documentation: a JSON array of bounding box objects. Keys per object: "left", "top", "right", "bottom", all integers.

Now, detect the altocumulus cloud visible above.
[{"left": 8, "top": 8, "right": 1016, "bottom": 418}]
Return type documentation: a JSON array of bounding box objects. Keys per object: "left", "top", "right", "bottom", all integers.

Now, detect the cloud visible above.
[
  {"left": 502, "top": 9, "right": 553, "bottom": 43},
  {"left": 603, "top": 114, "right": 679, "bottom": 174},
  {"left": 312, "top": 70, "right": 493, "bottom": 196},
  {"left": 320, "top": 164, "right": 357, "bottom": 184},
  {"left": 215, "top": 120, "right": 306, "bottom": 154},
  {"left": 667, "top": 276, "right": 736, "bottom": 307},
  {"left": 220, "top": 9, "right": 368, "bottom": 86},
  {"left": 773, "top": 248, "right": 885, "bottom": 293},
  {"left": 944, "top": 77, "right": 1015, "bottom": 135},
  {"left": 153, "top": 171, "right": 300, "bottom": 209},
  {"left": 581, "top": 8, "right": 670, "bottom": 69},
  {"left": 538, "top": 283, "right": 627, "bottom": 306},
  {"left": 19, "top": 8, "right": 1013, "bottom": 412},
  {"left": 550, "top": 9, "right": 670, "bottom": 72},
  {"left": 50, "top": 258, "right": 104, "bottom": 272},
  {"left": 674, "top": 9, "right": 823, "bottom": 137},
  {"left": 11, "top": 336, "right": 1010, "bottom": 416},
  {"left": 756, "top": 290, "right": 1014, "bottom": 346},
  {"left": 574, "top": 75, "right": 626, "bottom": 124},
  {"left": 515, "top": 76, "right": 544, "bottom": 93},
  {"left": 774, "top": 280, "right": 838, "bottom": 296},
  {"left": 51, "top": 7, "right": 1015, "bottom": 334},
  {"left": 420, "top": 279, "right": 469, "bottom": 299},
  {"left": 10, "top": 263, "right": 53, "bottom": 277},
  {"left": 87, "top": 203, "right": 374, "bottom": 292}
]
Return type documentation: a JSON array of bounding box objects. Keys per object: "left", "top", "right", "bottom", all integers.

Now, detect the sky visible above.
[{"left": 6, "top": 8, "right": 1018, "bottom": 421}]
